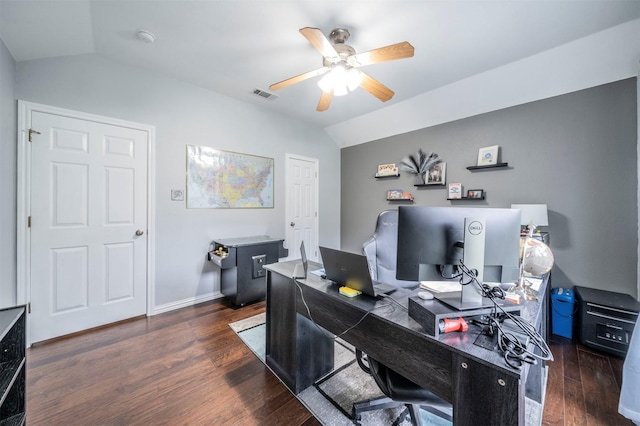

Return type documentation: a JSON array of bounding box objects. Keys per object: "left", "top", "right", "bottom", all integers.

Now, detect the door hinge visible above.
[
  {"left": 28, "top": 216, "right": 31, "bottom": 227},
  {"left": 27, "top": 302, "right": 31, "bottom": 314},
  {"left": 28, "top": 129, "right": 41, "bottom": 142}
]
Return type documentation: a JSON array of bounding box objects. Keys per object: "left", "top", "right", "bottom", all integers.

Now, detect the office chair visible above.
[
  {"left": 352, "top": 349, "right": 452, "bottom": 425},
  {"left": 362, "top": 210, "right": 418, "bottom": 289},
  {"left": 358, "top": 211, "right": 451, "bottom": 423}
]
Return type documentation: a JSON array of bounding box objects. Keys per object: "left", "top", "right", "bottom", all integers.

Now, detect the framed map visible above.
[{"left": 186, "top": 145, "right": 274, "bottom": 208}]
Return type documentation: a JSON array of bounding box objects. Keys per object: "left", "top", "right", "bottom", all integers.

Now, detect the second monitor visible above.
[{"left": 396, "top": 206, "right": 521, "bottom": 309}]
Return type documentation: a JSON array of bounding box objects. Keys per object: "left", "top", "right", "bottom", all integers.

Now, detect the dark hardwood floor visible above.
[
  {"left": 27, "top": 299, "right": 319, "bottom": 426},
  {"left": 543, "top": 334, "right": 633, "bottom": 426},
  {"left": 26, "top": 298, "right": 633, "bottom": 425}
]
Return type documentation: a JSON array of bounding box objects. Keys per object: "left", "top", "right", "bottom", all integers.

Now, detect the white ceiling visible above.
[{"left": 2, "top": 0, "right": 640, "bottom": 133}]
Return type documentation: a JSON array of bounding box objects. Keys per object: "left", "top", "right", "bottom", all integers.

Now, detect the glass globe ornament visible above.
[
  {"left": 522, "top": 238, "right": 554, "bottom": 276},
  {"left": 508, "top": 235, "right": 555, "bottom": 302}
]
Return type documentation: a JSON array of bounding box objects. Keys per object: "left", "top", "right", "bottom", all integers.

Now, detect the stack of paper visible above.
[{"left": 419, "top": 281, "right": 462, "bottom": 293}]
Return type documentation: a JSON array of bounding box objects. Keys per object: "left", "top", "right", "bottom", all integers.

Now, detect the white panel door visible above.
[
  {"left": 286, "top": 155, "right": 318, "bottom": 261},
  {"left": 29, "top": 111, "right": 148, "bottom": 343}
]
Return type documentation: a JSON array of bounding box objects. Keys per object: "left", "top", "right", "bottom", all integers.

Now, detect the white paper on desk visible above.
[
  {"left": 310, "top": 268, "right": 325, "bottom": 277},
  {"left": 524, "top": 277, "right": 543, "bottom": 291},
  {"left": 419, "top": 281, "right": 462, "bottom": 293}
]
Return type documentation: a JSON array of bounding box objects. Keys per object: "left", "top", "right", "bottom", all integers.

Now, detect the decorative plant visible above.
[{"left": 399, "top": 150, "right": 441, "bottom": 184}]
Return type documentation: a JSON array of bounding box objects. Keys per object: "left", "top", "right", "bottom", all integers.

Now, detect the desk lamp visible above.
[{"left": 511, "top": 204, "right": 548, "bottom": 234}]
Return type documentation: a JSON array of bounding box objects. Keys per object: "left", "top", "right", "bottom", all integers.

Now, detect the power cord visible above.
[
  {"left": 380, "top": 293, "right": 408, "bottom": 311},
  {"left": 292, "top": 277, "right": 396, "bottom": 340},
  {"left": 457, "top": 261, "right": 554, "bottom": 369}
]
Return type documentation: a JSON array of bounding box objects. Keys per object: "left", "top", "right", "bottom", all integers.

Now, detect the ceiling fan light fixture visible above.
[
  {"left": 317, "top": 64, "right": 360, "bottom": 96},
  {"left": 317, "top": 72, "right": 334, "bottom": 93},
  {"left": 274, "top": 27, "right": 414, "bottom": 111},
  {"left": 333, "top": 84, "right": 349, "bottom": 97},
  {"left": 346, "top": 68, "right": 363, "bottom": 91}
]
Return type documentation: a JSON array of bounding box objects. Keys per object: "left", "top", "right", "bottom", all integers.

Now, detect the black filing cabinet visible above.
[
  {"left": 209, "top": 235, "right": 288, "bottom": 306},
  {"left": 574, "top": 286, "right": 640, "bottom": 357}
]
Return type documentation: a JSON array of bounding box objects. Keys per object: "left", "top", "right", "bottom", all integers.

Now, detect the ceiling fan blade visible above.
[
  {"left": 349, "top": 41, "right": 414, "bottom": 66},
  {"left": 269, "top": 67, "right": 329, "bottom": 91},
  {"left": 359, "top": 72, "right": 395, "bottom": 102},
  {"left": 300, "top": 27, "right": 339, "bottom": 58},
  {"left": 317, "top": 90, "right": 334, "bottom": 112}
]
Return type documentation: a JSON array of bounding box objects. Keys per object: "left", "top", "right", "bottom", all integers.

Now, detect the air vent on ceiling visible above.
[{"left": 252, "top": 88, "right": 279, "bottom": 101}]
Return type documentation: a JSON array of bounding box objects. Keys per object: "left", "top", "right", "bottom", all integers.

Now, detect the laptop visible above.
[
  {"left": 319, "top": 246, "right": 396, "bottom": 297},
  {"left": 292, "top": 241, "right": 308, "bottom": 279}
]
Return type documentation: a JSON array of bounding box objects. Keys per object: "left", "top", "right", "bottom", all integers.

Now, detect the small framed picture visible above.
[
  {"left": 376, "top": 163, "right": 399, "bottom": 177},
  {"left": 387, "top": 189, "right": 402, "bottom": 199},
  {"left": 466, "top": 189, "right": 484, "bottom": 199},
  {"left": 387, "top": 190, "right": 413, "bottom": 201},
  {"left": 425, "top": 162, "right": 446, "bottom": 185},
  {"left": 477, "top": 145, "right": 499, "bottom": 166},
  {"left": 448, "top": 183, "right": 462, "bottom": 199}
]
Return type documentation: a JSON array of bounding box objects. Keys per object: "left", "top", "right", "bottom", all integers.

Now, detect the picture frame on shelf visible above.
[
  {"left": 467, "top": 189, "right": 484, "bottom": 199},
  {"left": 477, "top": 145, "right": 499, "bottom": 166},
  {"left": 387, "top": 189, "right": 413, "bottom": 201},
  {"left": 448, "top": 183, "right": 462, "bottom": 199},
  {"left": 425, "top": 162, "right": 446, "bottom": 185},
  {"left": 387, "top": 189, "right": 403, "bottom": 199},
  {"left": 376, "top": 163, "right": 399, "bottom": 177}
]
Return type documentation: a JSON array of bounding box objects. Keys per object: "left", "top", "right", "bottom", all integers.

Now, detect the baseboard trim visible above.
[{"left": 151, "top": 292, "right": 224, "bottom": 315}]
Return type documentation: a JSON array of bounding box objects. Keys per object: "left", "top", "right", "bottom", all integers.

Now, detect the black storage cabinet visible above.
[
  {"left": 0, "top": 306, "right": 26, "bottom": 425},
  {"left": 209, "top": 235, "right": 288, "bottom": 306},
  {"left": 574, "top": 286, "right": 640, "bottom": 357}
]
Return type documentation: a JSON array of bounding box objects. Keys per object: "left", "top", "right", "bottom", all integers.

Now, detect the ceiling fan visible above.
[{"left": 269, "top": 27, "right": 414, "bottom": 112}]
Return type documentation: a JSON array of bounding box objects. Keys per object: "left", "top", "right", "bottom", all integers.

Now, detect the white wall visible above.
[
  {"left": 14, "top": 53, "right": 340, "bottom": 311},
  {"left": 0, "top": 38, "right": 17, "bottom": 308}
]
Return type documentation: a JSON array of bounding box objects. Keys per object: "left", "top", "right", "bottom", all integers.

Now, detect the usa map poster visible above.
[{"left": 186, "top": 145, "right": 274, "bottom": 209}]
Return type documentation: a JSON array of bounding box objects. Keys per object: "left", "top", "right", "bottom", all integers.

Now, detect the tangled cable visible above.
[{"left": 457, "top": 261, "right": 554, "bottom": 369}]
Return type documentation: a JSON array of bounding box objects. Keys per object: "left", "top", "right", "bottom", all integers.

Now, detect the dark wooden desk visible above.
[{"left": 265, "top": 261, "right": 547, "bottom": 425}]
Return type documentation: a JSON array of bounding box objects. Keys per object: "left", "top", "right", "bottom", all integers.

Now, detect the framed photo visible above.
[
  {"left": 425, "top": 162, "right": 446, "bottom": 185},
  {"left": 477, "top": 145, "right": 499, "bottom": 166},
  {"left": 376, "top": 163, "right": 399, "bottom": 177},
  {"left": 387, "top": 189, "right": 403, "bottom": 199},
  {"left": 448, "top": 183, "right": 462, "bottom": 199},
  {"left": 386, "top": 190, "right": 413, "bottom": 201},
  {"left": 466, "top": 189, "right": 484, "bottom": 199}
]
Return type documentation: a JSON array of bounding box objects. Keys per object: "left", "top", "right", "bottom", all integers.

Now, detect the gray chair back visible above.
[{"left": 362, "top": 210, "right": 418, "bottom": 289}]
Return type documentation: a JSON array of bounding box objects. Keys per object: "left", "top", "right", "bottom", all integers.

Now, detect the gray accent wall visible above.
[
  {"left": 342, "top": 78, "right": 638, "bottom": 297},
  {"left": 0, "top": 38, "right": 17, "bottom": 308}
]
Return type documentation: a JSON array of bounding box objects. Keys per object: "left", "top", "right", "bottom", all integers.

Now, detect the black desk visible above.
[{"left": 264, "top": 260, "right": 548, "bottom": 425}]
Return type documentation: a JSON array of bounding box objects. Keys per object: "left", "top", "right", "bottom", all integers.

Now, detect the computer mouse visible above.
[{"left": 418, "top": 291, "right": 434, "bottom": 300}]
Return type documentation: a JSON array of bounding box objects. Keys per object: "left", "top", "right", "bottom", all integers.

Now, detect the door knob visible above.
[
  {"left": 290, "top": 222, "right": 295, "bottom": 227},
  {"left": 136, "top": 230, "right": 144, "bottom": 236}
]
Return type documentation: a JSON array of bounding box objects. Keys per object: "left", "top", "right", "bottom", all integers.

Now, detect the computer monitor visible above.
[{"left": 396, "top": 206, "right": 521, "bottom": 309}]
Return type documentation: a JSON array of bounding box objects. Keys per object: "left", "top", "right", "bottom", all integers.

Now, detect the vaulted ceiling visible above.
[{"left": 2, "top": 1, "right": 639, "bottom": 145}]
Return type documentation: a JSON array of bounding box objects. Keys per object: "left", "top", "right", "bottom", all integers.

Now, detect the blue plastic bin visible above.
[{"left": 551, "top": 287, "right": 575, "bottom": 338}]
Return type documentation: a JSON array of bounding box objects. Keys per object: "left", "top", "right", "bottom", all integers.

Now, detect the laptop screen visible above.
[
  {"left": 300, "top": 241, "right": 308, "bottom": 277},
  {"left": 319, "top": 246, "right": 375, "bottom": 296},
  {"left": 293, "top": 241, "right": 308, "bottom": 279}
]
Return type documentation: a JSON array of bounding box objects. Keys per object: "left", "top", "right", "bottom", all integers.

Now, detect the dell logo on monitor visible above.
[{"left": 467, "top": 221, "right": 484, "bottom": 235}]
